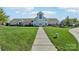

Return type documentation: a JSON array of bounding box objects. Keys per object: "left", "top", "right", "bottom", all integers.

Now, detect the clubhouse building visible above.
[{"left": 9, "top": 11, "right": 59, "bottom": 26}]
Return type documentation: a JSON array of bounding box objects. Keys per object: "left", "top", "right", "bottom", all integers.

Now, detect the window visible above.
[{"left": 39, "top": 14, "right": 42, "bottom": 19}]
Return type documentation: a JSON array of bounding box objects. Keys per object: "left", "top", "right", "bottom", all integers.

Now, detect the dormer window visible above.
[
  {"left": 37, "top": 11, "right": 43, "bottom": 19},
  {"left": 39, "top": 14, "right": 42, "bottom": 19}
]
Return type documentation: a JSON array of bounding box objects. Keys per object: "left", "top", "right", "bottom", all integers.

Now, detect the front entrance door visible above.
[{"left": 39, "top": 23, "right": 43, "bottom": 27}]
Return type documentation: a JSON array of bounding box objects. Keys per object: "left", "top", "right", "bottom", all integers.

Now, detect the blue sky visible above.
[{"left": 3, "top": 7, "right": 79, "bottom": 21}]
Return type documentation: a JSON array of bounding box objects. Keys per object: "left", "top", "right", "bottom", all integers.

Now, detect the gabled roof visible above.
[
  {"left": 47, "top": 18, "right": 59, "bottom": 22},
  {"left": 9, "top": 18, "right": 34, "bottom": 24},
  {"left": 37, "top": 11, "right": 44, "bottom": 15}
]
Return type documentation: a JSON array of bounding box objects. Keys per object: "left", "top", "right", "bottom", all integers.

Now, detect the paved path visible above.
[
  {"left": 69, "top": 28, "right": 79, "bottom": 42},
  {"left": 31, "top": 27, "right": 57, "bottom": 51}
]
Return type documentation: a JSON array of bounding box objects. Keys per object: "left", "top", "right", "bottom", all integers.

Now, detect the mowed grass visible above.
[
  {"left": 0, "top": 26, "right": 38, "bottom": 51},
  {"left": 44, "top": 27, "right": 78, "bottom": 51}
]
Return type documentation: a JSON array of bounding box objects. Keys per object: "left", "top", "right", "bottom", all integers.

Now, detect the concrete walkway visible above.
[
  {"left": 31, "top": 27, "right": 57, "bottom": 51},
  {"left": 69, "top": 28, "right": 79, "bottom": 42}
]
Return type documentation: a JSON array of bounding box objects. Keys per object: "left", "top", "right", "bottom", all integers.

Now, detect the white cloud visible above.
[
  {"left": 15, "top": 11, "right": 20, "bottom": 14},
  {"left": 10, "top": 7, "right": 34, "bottom": 15},
  {"left": 10, "top": 7, "right": 34, "bottom": 11},
  {"left": 42, "top": 11, "right": 56, "bottom": 18},
  {"left": 31, "top": 11, "right": 38, "bottom": 15},
  {"left": 10, "top": 7, "right": 35, "bottom": 18},
  {"left": 22, "top": 13, "right": 27, "bottom": 15},
  {"left": 63, "top": 8, "right": 79, "bottom": 13},
  {"left": 67, "top": 9, "right": 77, "bottom": 13},
  {"left": 31, "top": 11, "right": 56, "bottom": 18},
  {"left": 43, "top": 11, "right": 56, "bottom": 14}
]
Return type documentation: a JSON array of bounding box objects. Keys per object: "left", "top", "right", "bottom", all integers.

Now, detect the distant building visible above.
[{"left": 9, "top": 11, "right": 59, "bottom": 26}]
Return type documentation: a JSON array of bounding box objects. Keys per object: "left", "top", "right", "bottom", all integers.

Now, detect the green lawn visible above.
[
  {"left": 0, "top": 26, "right": 38, "bottom": 51},
  {"left": 44, "top": 27, "right": 78, "bottom": 51}
]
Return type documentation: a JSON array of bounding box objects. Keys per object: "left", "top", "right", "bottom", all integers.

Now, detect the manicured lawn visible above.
[
  {"left": 44, "top": 27, "right": 78, "bottom": 51},
  {"left": 0, "top": 26, "right": 38, "bottom": 51}
]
